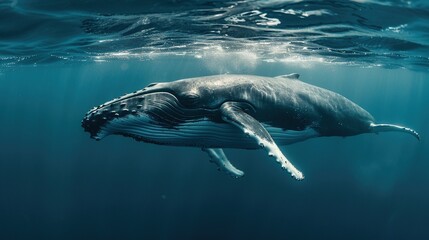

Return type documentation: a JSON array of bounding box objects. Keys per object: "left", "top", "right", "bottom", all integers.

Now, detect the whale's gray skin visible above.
[{"left": 82, "top": 74, "right": 420, "bottom": 180}]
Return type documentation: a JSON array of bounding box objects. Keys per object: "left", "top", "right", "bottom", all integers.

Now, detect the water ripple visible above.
[{"left": 0, "top": 0, "right": 428, "bottom": 70}]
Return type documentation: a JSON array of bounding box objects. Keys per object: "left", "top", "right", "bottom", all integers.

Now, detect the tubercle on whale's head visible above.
[{"left": 81, "top": 96, "right": 145, "bottom": 140}]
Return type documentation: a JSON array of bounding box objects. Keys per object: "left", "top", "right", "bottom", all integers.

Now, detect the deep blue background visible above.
[{"left": 0, "top": 58, "right": 428, "bottom": 239}]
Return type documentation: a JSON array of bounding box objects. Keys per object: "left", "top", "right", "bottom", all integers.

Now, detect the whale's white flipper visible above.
[
  {"left": 202, "top": 148, "right": 244, "bottom": 178},
  {"left": 220, "top": 102, "right": 304, "bottom": 180}
]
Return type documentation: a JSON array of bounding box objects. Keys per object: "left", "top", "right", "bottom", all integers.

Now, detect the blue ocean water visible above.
[{"left": 0, "top": 1, "right": 428, "bottom": 239}]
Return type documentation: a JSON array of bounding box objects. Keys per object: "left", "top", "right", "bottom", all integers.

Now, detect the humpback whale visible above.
[{"left": 82, "top": 74, "right": 419, "bottom": 180}]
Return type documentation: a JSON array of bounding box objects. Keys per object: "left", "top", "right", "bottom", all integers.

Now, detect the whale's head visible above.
[{"left": 81, "top": 81, "right": 218, "bottom": 142}]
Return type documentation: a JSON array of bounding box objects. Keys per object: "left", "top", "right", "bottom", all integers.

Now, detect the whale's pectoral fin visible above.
[
  {"left": 202, "top": 148, "right": 244, "bottom": 178},
  {"left": 220, "top": 102, "right": 304, "bottom": 180}
]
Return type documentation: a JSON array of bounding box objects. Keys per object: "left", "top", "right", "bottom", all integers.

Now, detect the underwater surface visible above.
[{"left": 1, "top": 0, "right": 429, "bottom": 239}]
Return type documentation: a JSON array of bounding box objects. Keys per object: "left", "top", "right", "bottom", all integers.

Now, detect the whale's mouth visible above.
[{"left": 82, "top": 92, "right": 216, "bottom": 140}]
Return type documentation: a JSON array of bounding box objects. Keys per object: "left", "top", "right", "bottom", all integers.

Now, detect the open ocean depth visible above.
[{"left": 1, "top": 1, "right": 429, "bottom": 240}]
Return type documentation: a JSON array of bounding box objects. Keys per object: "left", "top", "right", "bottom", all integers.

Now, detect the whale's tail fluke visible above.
[{"left": 370, "top": 123, "right": 420, "bottom": 141}]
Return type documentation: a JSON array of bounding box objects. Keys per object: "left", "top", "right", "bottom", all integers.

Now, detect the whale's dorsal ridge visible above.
[{"left": 275, "top": 73, "right": 300, "bottom": 80}]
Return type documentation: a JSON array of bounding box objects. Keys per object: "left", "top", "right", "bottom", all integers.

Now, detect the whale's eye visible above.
[{"left": 179, "top": 92, "right": 200, "bottom": 107}]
